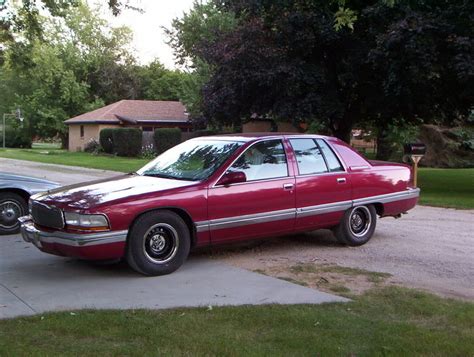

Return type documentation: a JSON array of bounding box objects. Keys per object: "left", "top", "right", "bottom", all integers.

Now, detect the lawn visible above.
[
  {"left": 0, "top": 286, "right": 473, "bottom": 356},
  {"left": 0, "top": 147, "right": 148, "bottom": 173},
  {"left": 0, "top": 147, "right": 472, "bottom": 209},
  {"left": 418, "top": 168, "right": 474, "bottom": 209}
]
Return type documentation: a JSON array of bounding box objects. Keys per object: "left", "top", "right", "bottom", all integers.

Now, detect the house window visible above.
[
  {"left": 142, "top": 127, "right": 153, "bottom": 132},
  {"left": 80, "top": 125, "right": 84, "bottom": 138}
]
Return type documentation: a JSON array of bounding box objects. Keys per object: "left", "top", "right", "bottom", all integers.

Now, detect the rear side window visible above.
[
  {"left": 289, "top": 139, "right": 328, "bottom": 175},
  {"left": 316, "top": 139, "right": 344, "bottom": 172}
]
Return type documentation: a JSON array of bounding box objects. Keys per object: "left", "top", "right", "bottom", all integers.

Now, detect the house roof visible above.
[{"left": 64, "top": 100, "right": 189, "bottom": 125}]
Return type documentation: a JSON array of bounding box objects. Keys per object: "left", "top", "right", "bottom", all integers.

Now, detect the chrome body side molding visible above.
[{"left": 195, "top": 188, "right": 420, "bottom": 232}]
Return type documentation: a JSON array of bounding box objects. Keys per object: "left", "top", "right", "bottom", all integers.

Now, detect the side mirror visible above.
[{"left": 217, "top": 171, "right": 247, "bottom": 186}]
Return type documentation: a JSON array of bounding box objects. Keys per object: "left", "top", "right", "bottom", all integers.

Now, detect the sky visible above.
[{"left": 97, "top": 0, "right": 196, "bottom": 69}]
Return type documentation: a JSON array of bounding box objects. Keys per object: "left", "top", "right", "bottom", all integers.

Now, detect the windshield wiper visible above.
[{"left": 141, "top": 172, "right": 195, "bottom": 181}]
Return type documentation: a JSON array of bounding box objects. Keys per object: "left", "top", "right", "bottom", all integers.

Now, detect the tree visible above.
[
  {"left": 195, "top": 0, "right": 473, "bottom": 159},
  {"left": 0, "top": 2, "right": 139, "bottom": 144},
  {"left": 164, "top": 1, "right": 237, "bottom": 121},
  {"left": 137, "top": 60, "right": 186, "bottom": 101}
]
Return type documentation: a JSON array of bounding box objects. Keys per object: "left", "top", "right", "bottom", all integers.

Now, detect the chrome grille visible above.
[{"left": 31, "top": 201, "right": 64, "bottom": 229}]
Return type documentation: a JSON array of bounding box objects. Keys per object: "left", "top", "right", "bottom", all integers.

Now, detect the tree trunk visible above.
[
  {"left": 375, "top": 123, "right": 394, "bottom": 161},
  {"left": 332, "top": 120, "right": 352, "bottom": 144}
]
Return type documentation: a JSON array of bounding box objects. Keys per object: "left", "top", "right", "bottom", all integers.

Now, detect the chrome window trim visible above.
[
  {"left": 196, "top": 188, "right": 420, "bottom": 232},
  {"left": 211, "top": 138, "right": 290, "bottom": 188}
]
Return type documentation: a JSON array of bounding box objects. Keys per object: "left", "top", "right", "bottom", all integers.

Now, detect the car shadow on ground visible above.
[{"left": 191, "top": 229, "right": 342, "bottom": 259}]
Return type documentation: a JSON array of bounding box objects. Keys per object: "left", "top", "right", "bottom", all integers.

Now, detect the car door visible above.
[
  {"left": 288, "top": 137, "right": 352, "bottom": 231},
  {"left": 207, "top": 139, "right": 296, "bottom": 243}
]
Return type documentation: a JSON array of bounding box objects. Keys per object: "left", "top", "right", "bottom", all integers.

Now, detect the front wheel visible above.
[
  {"left": 126, "top": 210, "right": 191, "bottom": 276},
  {"left": 0, "top": 192, "right": 27, "bottom": 235},
  {"left": 333, "top": 205, "right": 377, "bottom": 246}
]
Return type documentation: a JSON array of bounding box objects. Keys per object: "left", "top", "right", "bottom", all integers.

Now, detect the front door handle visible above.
[
  {"left": 283, "top": 183, "right": 294, "bottom": 190},
  {"left": 337, "top": 178, "right": 346, "bottom": 184}
]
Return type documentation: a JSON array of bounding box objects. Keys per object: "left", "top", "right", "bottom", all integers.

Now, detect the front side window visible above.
[
  {"left": 80, "top": 125, "right": 84, "bottom": 138},
  {"left": 138, "top": 140, "right": 243, "bottom": 181},
  {"left": 289, "top": 138, "right": 328, "bottom": 175},
  {"left": 229, "top": 140, "right": 288, "bottom": 181}
]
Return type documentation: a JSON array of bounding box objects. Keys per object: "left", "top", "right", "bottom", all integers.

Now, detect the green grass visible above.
[
  {"left": 0, "top": 287, "right": 472, "bottom": 356},
  {"left": 418, "top": 168, "right": 474, "bottom": 209},
  {"left": 0, "top": 147, "right": 148, "bottom": 173}
]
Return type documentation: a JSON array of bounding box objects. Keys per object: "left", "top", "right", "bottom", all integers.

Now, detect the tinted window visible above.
[
  {"left": 229, "top": 140, "right": 288, "bottom": 181},
  {"left": 138, "top": 140, "right": 243, "bottom": 181},
  {"left": 316, "top": 139, "right": 344, "bottom": 172},
  {"left": 290, "top": 139, "right": 328, "bottom": 175}
]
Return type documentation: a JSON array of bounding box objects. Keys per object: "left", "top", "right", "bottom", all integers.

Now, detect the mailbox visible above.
[
  {"left": 404, "top": 143, "right": 426, "bottom": 156},
  {"left": 403, "top": 142, "right": 425, "bottom": 188}
]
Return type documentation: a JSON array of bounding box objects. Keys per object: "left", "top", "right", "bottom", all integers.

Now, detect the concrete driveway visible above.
[{"left": 0, "top": 159, "right": 346, "bottom": 319}]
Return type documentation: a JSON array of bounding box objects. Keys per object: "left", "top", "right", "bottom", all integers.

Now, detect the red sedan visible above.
[{"left": 20, "top": 134, "right": 419, "bottom": 276}]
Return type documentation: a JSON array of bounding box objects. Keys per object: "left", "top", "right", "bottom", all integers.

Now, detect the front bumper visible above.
[{"left": 19, "top": 216, "right": 128, "bottom": 259}]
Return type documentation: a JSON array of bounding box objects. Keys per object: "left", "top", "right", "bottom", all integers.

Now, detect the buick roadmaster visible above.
[{"left": 20, "top": 134, "right": 419, "bottom": 275}]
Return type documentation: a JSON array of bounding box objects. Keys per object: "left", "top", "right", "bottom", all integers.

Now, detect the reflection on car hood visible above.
[
  {"left": 0, "top": 172, "right": 58, "bottom": 186},
  {"left": 33, "top": 174, "right": 197, "bottom": 210}
]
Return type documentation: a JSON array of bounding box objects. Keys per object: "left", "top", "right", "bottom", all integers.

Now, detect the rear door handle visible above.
[
  {"left": 337, "top": 178, "right": 346, "bottom": 184},
  {"left": 283, "top": 183, "right": 294, "bottom": 190}
]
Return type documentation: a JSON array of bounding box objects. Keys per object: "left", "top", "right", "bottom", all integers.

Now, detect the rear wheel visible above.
[
  {"left": 333, "top": 205, "right": 377, "bottom": 246},
  {"left": 126, "top": 210, "right": 191, "bottom": 276},
  {"left": 0, "top": 192, "right": 27, "bottom": 235}
]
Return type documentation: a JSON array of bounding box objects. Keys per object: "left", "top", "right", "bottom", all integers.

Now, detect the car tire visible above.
[
  {"left": 333, "top": 205, "right": 377, "bottom": 246},
  {"left": 0, "top": 192, "right": 27, "bottom": 235},
  {"left": 126, "top": 210, "right": 191, "bottom": 276}
]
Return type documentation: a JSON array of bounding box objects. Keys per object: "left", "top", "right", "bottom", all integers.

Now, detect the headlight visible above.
[{"left": 64, "top": 212, "right": 110, "bottom": 231}]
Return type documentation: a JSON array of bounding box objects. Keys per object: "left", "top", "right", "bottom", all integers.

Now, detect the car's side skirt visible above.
[{"left": 196, "top": 188, "right": 420, "bottom": 233}]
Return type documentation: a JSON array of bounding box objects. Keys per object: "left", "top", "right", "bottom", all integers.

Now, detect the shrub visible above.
[
  {"left": 4, "top": 127, "right": 32, "bottom": 148},
  {"left": 99, "top": 128, "right": 114, "bottom": 154},
  {"left": 112, "top": 128, "right": 142, "bottom": 157},
  {"left": 84, "top": 138, "right": 100, "bottom": 154},
  {"left": 141, "top": 143, "right": 156, "bottom": 160},
  {"left": 154, "top": 128, "right": 182, "bottom": 154}
]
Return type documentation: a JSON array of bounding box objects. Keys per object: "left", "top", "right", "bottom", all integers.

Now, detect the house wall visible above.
[{"left": 68, "top": 124, "right": 117, "bottom": 152}]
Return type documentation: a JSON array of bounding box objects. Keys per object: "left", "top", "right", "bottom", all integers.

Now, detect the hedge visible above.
[
  {"left": 154, "top": 128, "right": 182, "bottom": 155},
  {"left": 4, "top": 127, "right": 32, "bottom": 148},
  {"left": 99, "top": 128, "right": 115, "bottom": 154},
  {"left": 111, "top": 128, "right": 142, "bottom": 157}
]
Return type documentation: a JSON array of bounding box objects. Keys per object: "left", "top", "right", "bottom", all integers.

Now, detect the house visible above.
[{"left": 65, "top": 100, "right": 191, "bottom": 151}]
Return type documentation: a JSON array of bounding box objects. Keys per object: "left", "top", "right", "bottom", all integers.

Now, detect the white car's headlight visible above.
[{"left": 64, "top": 212, "right": 110, "bottom": 231}]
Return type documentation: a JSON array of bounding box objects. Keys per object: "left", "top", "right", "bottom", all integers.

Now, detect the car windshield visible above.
[{"left": 137, "top": 139, "right": 243, "bottom": 181}]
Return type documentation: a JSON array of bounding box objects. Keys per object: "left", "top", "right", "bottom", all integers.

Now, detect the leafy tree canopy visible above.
[{"left": 192, "top": 0, "right": 473, "bottom": 159}]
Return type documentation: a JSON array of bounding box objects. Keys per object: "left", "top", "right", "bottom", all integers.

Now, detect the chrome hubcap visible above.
[
  {"left": 349, "top": 206, "right": 371, "bottom": 238},
  {"left": 143, "top": 223, "right": 179, "bottom": 264},
  {"left": 0, "top": 201, "right": 22, "bottom": 229}
]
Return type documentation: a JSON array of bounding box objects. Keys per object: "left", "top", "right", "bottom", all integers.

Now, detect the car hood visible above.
[
  {"left": 33, "top": 174, "right": 198, "bottom": 210},
  {"left": 0, "top": 172, "right": 58, "bottom": 186}
]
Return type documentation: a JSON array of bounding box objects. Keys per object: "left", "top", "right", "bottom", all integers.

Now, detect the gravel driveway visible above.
[
  {"left": 216, "top": 206, "right": 474, "bottom": 299},
  {"left": 2, "top": 158, "right": 473, "bottom": 300}
]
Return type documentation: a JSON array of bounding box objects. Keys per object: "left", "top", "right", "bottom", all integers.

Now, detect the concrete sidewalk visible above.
[{"left": 0, "top": 234, "right": 347, "bottom": 319}]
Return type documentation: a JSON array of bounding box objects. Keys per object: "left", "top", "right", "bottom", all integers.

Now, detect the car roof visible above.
[{"left": 192, "top": 132, "right": 332, "bottom": 143}]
